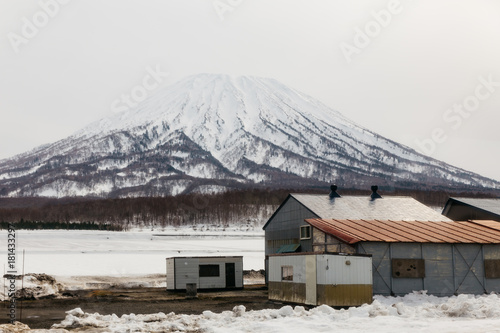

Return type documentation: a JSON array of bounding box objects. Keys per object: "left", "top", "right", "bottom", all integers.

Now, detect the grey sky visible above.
[{"left": 1, "top": 0, "right": 500, "bottom": 182}]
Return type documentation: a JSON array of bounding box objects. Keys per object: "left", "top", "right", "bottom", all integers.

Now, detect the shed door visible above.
[{"left": 226, "top": 263, "right": 236, "bottom": 288}]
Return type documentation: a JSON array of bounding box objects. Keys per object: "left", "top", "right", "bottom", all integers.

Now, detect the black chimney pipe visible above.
[
  {"left": 329, "top": 185, "right": 341, "bottom": 198},
  {"left": 370, "top": 185, "right": 382, "bottom": 200}
]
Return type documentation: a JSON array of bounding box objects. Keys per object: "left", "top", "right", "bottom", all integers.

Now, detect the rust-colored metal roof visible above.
[
  {"left": 469, "top": 220, "right": 500, "bottom": 232},
  {"left": 305, "top": 219, "right": 500, "bottom": 244}
]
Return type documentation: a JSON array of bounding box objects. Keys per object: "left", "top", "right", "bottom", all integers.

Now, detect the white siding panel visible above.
[
  {"left": 199, "top": 263, "right": 225, "bottom": 289},
  {"left": 199, "top": 276, "right": 225, "bottom": 288},
  {"left": 175, "top": 258, "right": 199, "bottom": 289},
  {"left": 269, "top": 255, "right": 307, "bottom": 283},
  {"left": 305, "top": 255, "right": 317, "bottom": 305},
  {"left": 316, "top": 255, "right": 372, "bottom": 285}
]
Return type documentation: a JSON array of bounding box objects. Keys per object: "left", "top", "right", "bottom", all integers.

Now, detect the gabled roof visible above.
[
  {"left": 263, "top": 193, "right": 450, "bottom": 230},
  {"left": 305, "top": 218, "right": 500, "bottom": 244},
  {"left": 443, "top": 197, "right": 500, "bottom": 217},
  {"left": 291, "top": 194, "right": 451, "bottom": 221}
]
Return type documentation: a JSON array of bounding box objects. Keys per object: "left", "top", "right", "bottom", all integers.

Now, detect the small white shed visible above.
[
  {"left": 166, "top": 256, "right": 243, "bottom": 291},
  {"left": 268, "top": 253, "right": 372, "bottom": 306}
]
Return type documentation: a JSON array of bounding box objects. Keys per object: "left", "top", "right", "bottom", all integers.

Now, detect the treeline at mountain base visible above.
[
  {"left": 0, "top": 187, "right": 497, "bottom": 231},
  {"left": 0, "top": 220, "right": 122, "bottom": 231}
]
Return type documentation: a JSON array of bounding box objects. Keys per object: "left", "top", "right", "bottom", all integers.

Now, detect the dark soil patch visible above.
[{"left": 1, "top": 285, "right": 283, "bottom": 329}]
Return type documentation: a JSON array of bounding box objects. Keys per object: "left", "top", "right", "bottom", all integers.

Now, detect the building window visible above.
[
  {"left": 392, "top": 259, "right": 425, "bottom": 278},
  {"left": 485, "top": 259, "right": 500, "bottom": 278},
  {"left": 281, "top": 266, "right": 293, "bottom": 281},
  {"left": 199, "top": 264, "right": 220, "bottom": 277},
  {"left": 300, "top": 225, "right": 311, "bottom": 240}
]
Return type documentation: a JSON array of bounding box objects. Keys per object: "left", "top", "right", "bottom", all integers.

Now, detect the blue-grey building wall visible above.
[
  {"left": 264, "top": 197, "right": 318, "bottom": 256},
  {"left": 356, "top": 242, "right": 500, "bottom": 296}
]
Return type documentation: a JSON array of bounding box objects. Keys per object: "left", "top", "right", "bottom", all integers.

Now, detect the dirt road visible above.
[{"left": 1, "top": 285, "right": 284, "bottom": 329}]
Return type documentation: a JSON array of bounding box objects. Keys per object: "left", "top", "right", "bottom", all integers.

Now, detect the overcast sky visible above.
[{"left": 1, "top": 0, "right": 500, "bottom": 182}]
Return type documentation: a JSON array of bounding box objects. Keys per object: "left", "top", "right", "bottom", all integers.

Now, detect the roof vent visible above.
[
  {"left": 329, "top": 184, "right": 341, "bottom": 198},
  {"left": 370, "top": 185, "right": 382, "bottom": 200}
]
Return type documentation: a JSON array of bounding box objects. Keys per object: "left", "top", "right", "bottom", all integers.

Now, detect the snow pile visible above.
[
  {"left": 373, "top": 291, "right": 500, "bottom": 319},
  {"left": 56, "top": 274, "right": 167, "bottom": 291},
  {"left": 17, "top": 273, "right": 64, "bottom": 299},
  {"left": 0, "top": 321, "right": 32, "bottom": 333},
  {"left": 0, "top": 274, "right": 63, "bottom": 301},
  {"left": 1, "top": 274, "right": 170, "bottom": 301},
  {"left": 47, "top": 293, "right": 500, "bottom": 333}
]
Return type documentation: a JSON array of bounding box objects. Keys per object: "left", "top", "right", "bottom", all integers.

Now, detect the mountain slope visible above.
[{"left": 1, "top": 74, "right": 499, "bottom": 198}]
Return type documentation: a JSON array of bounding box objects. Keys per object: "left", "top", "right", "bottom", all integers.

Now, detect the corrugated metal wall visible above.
[
  {"left": 268, "top": 255, "right": 309, "bottom": 304},
  {"left": 484, "top": 244, "right": 500, "bottom": 292},
  {"left": 316, "top": 255, "right": 372, "bottom": 285},
  {"left": 268, "top": 254, "right": 373, "bottom": 306},
  {"left": 265, "top": 197, "right": 318, "bottom": 255},
  {"left": 356, "top": 242, "right": 500, "bottom": 296}
]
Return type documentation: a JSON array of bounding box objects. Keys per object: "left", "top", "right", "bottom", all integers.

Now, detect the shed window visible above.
[
  {"left": 281, "top": 266, "right": 293, "bottom": 281},
  {"left": 485, "top": 259, "right": 500, "bottom": 278},
  {"left": 300, "top": 225, "right": 311, "bottom": 240},
  {"left": 392, "top": 259, "right": 425, "bottom": 278},
  {"left": 199, "top": 264, "right": 220, "bottom": 277}
]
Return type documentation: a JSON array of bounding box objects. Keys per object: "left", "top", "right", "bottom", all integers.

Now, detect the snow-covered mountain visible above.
[{"left": 1, "top": 74, "right": 499, "bottom": 198}]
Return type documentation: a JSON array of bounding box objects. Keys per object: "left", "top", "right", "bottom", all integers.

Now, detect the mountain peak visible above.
[{"left": 1, "top": 74, "right": 499, "bottom": 198}]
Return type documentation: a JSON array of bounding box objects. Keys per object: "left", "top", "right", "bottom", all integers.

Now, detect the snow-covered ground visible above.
[
  {"left": 2, "top": 228, "right": 500, "bottom": 332},
  {"left": 0, "top": 227, "right": 264, "bottom": 298},
  {"left": 2, "top": 293, "right": 500, "bottom": 332}
]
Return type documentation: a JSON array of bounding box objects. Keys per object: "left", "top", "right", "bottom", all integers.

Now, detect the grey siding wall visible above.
[
  {"left": 422, "top": 243, "right": 454, "bottom": 294},
  {"left": 356, "top": 242, "right": 500, "bottom": 296},
  {"left": 265, "top": 197, "right": 319, "bottom": 255},
  {"left": 484, "top": 245, "right": 500, "bottom": 292},
  {"left": 166, "top": 258, "right": 175, "bottom": 289}
]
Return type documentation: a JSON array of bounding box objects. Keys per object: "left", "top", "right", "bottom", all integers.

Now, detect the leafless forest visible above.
[{"left": 0, "top": 188, "right": 496, "bottom": 230}]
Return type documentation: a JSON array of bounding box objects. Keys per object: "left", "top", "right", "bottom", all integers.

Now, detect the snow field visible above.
[
  {"left": 48, "top": 293, "right": 500, "bottom": 333},
  {"left": 2, "top": 229, "right": 500, "bottom": 332},
  {"left": 0, "top": 229, "right": 264, "bottom": 299}
]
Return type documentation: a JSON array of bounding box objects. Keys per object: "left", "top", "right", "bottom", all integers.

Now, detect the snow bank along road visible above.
[{"left": 2, "top": 292, "right": 500, "bottom": 332}]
